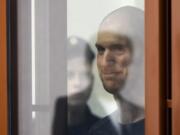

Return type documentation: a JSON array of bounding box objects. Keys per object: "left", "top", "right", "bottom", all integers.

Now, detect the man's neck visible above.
[{"left": 114, "top": 94, "right": 144, "bottom": 124}]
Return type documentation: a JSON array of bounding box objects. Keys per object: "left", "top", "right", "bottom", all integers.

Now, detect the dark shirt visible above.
[
  {"left": 68, "top": 106, "right": 99, "bottom": 135},
  {"left": 89, "top": 113, "right": 144, "bottom": 135},
  {"left": 52, "top": 97, "right": 68, "bottom": 135},
  {"left": 52, "top": 97, "right": 99, "bottom": 135}
]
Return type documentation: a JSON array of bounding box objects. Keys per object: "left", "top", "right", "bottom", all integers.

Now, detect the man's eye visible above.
[
  {"left": 96, "top": 45, "right": 105, "bottom": 54},
  {"left": 111, "top": 45, "right": 127, "bottom": 54},
  {"left": 112, "top": 45, "right": 125, "bottom": 51},
  {"left": 97, "top": 48, "right": 104, "bottom": 53}
]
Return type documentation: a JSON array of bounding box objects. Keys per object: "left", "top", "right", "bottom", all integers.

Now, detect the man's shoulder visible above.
[
  {"left": 88, "top": 115, "right": 119, "bottom": 135},
  {"left": 89, "top": 115, "right": 111, "bottom": 130},
  {"left": 88, "top": 112, "right": 145, "bottom": 135}
]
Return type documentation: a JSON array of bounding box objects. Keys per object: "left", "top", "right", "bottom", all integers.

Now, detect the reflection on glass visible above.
[
  {"left": 31, "top": 0, "right": 36, "bottom": 119},
  {"left": 52, "top": 37, "right": 100, "bottom": 135},
  {"left": 89, "top": 6, "right": 144, "bottom": 135},
  {"left": 16, "top": 0, "right": 144, "bottom": 135}
]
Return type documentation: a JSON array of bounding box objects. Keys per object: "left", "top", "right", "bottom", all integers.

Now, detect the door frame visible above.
[
  {"left": 0, "top": 0, "right": 8, "bottom": 135},
  {"left": 0, "top": 0, "right": 174, "bottom": 135},
  {"left": 172, "top": 0, "right": 180, "bottom": 134},
  {"left": 145, "top": 0, "right": 171, "bottom": 135}
]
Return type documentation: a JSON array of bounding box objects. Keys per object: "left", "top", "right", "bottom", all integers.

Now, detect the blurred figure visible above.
[
  {"left": 52, "top": 36, "right": 99, "bottom": 135},
  {"left": 89, "top": 6, "right": 144, "bottom": 135}
]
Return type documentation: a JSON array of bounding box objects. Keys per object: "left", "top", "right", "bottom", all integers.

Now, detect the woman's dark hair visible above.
[{"left": 67, "top": 36, "right": 95, "bottom": 64}]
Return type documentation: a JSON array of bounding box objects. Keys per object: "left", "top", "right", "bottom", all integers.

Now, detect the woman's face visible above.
[{"left": 67, "top": 57, "right": 93, "bottom": 106}]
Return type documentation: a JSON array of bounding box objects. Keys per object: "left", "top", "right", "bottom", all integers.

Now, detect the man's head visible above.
[
  {"left": 67, "top": 36, "right": 95, "bottom": 106},
  {"left": 96, "top": 6, "right": 144, "bottom": 95}
]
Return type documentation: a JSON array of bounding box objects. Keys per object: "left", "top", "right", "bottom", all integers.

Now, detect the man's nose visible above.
[{"left": 102, "top": 50, "right": 115, "bottom": 66}]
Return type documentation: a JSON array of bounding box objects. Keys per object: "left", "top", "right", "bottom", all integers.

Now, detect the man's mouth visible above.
[
  {"left": 103, "top": 72, "right": 116, "bottom": 76},
  {"left": 102, "top": 70, "right": 122, "bottom": 75},
  {"left": 101, "top": 70, "right": 124, "bottom": 79},
  {"left": 102, "top": 72, "right": 118, "bottom": 79}
]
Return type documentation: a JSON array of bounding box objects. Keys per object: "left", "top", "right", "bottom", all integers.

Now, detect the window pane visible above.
[
  {"left": 65, "top": 0, "right": 144, "bottom": 135},
  {"left": 16, "top": 0, "right": 144, "bottom": 135}
]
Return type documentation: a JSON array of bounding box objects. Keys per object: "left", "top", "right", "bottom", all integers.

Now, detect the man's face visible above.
[{"left": 96, "top": 32, "right": 132, "bottom": 94}]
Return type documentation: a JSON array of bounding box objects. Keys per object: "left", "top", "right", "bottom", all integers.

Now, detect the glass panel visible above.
[
  {"left": 16, "top": 0, "right": 144, "bottom": 135},
  {"left": 66, "top": 0, "right": 145, "bottom": 135},
  {"left": 17, "top": 0, "right": 66, "bottom": 135}
]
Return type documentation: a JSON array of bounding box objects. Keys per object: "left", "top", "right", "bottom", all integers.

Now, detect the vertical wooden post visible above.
[
  {"left": 172, "top": 0, "right": 180, "bottom": 135},
  {"left": 0, "top": 0, "right": 8, "bottom": 135},
  {"left": 145, "top": 0, "right": 166, "bottom": 135}
]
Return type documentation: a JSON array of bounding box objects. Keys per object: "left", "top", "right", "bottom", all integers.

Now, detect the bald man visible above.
[{"left": 89, "top": 6, "right": 144, "bottom": 135}]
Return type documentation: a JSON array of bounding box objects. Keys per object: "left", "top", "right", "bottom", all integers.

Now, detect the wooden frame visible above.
[
  {"left": 0, "top": 0, "right": 8, "bottom": 135},
  {"left": 145, "top": 0, "right": 162, "bottom": 133},
  {"left": 1, "top": 0, "right": 178, "bottom": 135},
  {"left": 172, "top": 0, "right": 180, "bottom": 134},
  {"left": 145, "top": 0, "right": 170, "bottom": 135}
]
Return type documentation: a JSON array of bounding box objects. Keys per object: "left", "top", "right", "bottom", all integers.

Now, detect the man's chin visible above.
[
  {"left": 102, "top": 79, "right": 125, "bottom": 94},
  {"left": 102, "top": 80, "right": 125, "bottom": 94},
  {"left": 103, "top": 84, "right": 119, "bottom": 94}
]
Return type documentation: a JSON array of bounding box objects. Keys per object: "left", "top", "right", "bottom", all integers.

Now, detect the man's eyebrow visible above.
[
  {"left": 95, "top": 43, "right": 103, "bottom": 48},
  {"left": 109, "top": 44, "right": 126, "bottom": 49}
]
